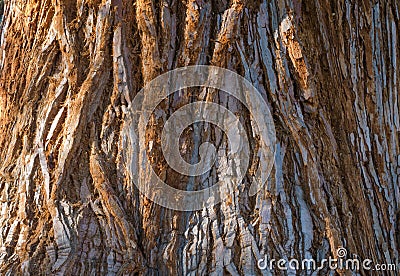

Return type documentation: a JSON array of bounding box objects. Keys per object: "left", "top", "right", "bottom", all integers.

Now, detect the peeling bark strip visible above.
[{"left": 0, "top": 0, "right": 399, "bottom": 275}]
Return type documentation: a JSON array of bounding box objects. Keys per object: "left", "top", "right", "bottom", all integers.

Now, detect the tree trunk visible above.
[{"left": 0, "top": 0, "right": 399, "bottom": 275}]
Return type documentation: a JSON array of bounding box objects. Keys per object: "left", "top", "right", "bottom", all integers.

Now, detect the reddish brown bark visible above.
[{"left": 0, "top": 0, "right": 399, "bottom": 275}]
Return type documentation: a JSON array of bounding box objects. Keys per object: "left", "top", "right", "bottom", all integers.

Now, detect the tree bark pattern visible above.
[{"left": 0, "top": 0, "right": 399, "bottom": 275}]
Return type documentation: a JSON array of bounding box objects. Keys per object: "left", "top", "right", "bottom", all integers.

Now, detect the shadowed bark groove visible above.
[{"left": 0, "top": 0, "right": 399, "bottom": 275}]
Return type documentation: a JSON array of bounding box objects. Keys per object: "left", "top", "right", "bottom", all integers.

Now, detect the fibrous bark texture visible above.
[{"left": 0, "top": 0, "right": 399, "bottom": 275}]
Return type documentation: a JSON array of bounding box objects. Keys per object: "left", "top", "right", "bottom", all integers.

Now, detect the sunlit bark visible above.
[{"left": 0, "top": 0, "right": 399, "bottom": 275}]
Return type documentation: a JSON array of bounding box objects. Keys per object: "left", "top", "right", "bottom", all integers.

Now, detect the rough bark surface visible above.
[{"left": 0, "top": 0, "right": 399, "bottom": 275}]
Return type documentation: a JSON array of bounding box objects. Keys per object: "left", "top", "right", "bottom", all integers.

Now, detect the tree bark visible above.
[{"left": 0, "top": 0, "right": 399, "bottom": 275}]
